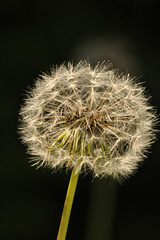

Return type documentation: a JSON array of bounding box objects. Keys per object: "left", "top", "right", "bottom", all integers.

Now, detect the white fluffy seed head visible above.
[{"left": 19, "top": 61, "right": 157, "bottom": 180}]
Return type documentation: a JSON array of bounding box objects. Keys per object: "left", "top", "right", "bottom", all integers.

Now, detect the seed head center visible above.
[{"left": 65, "top": 106, "right": 107, "bottom": 135}]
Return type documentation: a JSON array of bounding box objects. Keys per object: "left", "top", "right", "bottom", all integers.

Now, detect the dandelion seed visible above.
[{"left": 19, "top": 61, "right": 157, "bottom": 180}]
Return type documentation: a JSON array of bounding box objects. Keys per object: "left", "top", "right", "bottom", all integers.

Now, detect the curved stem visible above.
[{"left": 56, "top": 167, "right": 79, "bottom": 240}]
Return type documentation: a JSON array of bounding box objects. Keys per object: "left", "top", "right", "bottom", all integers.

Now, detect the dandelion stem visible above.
[{"left": 56, "top": 167, "right": 79, "bottom": 240}]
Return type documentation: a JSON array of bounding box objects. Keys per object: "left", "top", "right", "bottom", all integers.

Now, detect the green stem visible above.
[{"left": 56, "top": 167, "right": 80, "bottom": 240}]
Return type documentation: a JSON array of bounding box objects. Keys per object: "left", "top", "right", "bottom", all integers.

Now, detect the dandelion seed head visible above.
[{"left": 19, "top": 61, "right": 157, "bottom": 179}]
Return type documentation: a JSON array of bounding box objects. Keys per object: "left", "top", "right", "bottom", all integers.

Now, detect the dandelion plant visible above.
[{"left": 19, "top": 61, "right": 157, "bottom": 240}]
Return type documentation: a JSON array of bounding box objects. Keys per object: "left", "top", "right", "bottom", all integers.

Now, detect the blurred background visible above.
[{"left": 0, "top": 0, "right": 160, "bottom": 239}]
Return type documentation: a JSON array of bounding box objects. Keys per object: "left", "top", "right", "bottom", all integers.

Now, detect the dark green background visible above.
[{"left": 1, "top": 0, "right": 160, "bottom": 239}]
